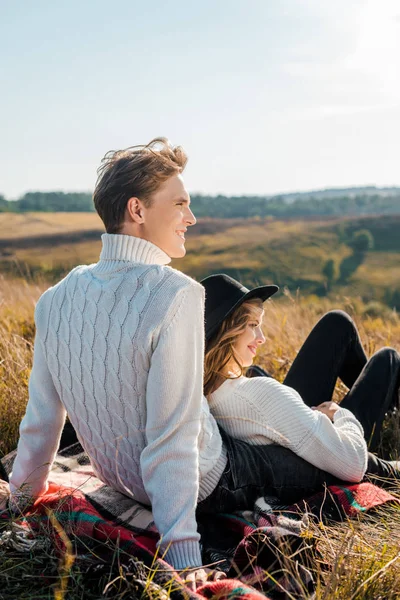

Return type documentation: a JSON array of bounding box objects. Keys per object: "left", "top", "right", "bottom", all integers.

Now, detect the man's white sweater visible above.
[
  {"left": 10, "top": 233, "right": 227, "bottom": 570},
  {"left": 209, "top": 376, "right": 368, "bottom": 482}
]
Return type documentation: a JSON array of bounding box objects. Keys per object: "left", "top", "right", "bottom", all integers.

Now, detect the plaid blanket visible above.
[{"left": 1, "top": 443, "right": 398, "bottom": 600}]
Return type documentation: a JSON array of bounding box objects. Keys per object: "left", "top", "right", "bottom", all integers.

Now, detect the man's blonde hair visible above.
[
  {"left": 93, "top": 137, "right": 188, "bottom": 233},
  {"left": 204, "top": 299, "right": 264, "bottom": 397}
]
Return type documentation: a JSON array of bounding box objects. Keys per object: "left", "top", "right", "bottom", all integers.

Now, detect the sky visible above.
[{"left": 1, "top": 0, "right": 400, "bottom": 198}]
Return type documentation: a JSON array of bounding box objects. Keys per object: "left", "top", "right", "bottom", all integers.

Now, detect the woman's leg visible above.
[
  {"left": 198, "top": 434, "right": 400, "bottom": 515},
  {"left": 197, "top": 437, "right": 340, "bottom": 512},
  {"left": 340, "top": 347, "right": 400, "bottom": 451},
  {"left": 283, "top": 310, "right": 367, "bottom": 407},
  {"left": 280, "top": 311, "right": 400, "bottom": 449},
  {"left": 59, "top": 420, "right": 79, "bottom": 451}
]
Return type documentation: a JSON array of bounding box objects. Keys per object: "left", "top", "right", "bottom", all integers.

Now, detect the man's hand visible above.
[
  {"left": 183, "top": 567, "right": 227, "bottom": 591},
  {"left": 312, "top": 401, "right": 341, "bottom": 422},
  {"left": 0, "top": 480, "right": 10, "bottom": 511}
]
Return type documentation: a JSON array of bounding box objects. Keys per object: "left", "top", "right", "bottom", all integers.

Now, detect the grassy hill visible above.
[
  {"left": 0, "top": 211, "right": 103, "bottom": 239},
  {"left": 175, "top": 214, "right": 400, "bottom": 307},
  {"left": 1, "top": 212, "right": 400, "bottom": 308}
]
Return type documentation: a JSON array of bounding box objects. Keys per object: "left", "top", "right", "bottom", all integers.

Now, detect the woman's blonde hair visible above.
[{"left": 204, "top": 298, "right": 263, "bottom": 397}]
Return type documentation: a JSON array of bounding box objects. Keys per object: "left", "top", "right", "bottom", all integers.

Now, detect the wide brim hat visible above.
[{"left": 200, "top": 274, "right": 279, "bottom": 342}]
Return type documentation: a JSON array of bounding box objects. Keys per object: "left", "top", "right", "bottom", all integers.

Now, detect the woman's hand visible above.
[
  {"left": 183, "top": 567, "right": 227, "bottom": 591},
  {"left": 0, "top": 480, "right": 10, "bottom": 511},
  {"left": 312, "top": 401, "right": 341, "bottom": 422}
]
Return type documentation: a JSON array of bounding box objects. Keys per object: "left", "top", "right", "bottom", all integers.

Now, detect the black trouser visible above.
[
  {"left": 283, "top": 310, "right": 400, "bottom": 452},
  {"left": 199, "top": 311, "right": 400, "bottom": 513}
]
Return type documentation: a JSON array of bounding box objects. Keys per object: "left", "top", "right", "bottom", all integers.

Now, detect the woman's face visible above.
[{"left": 232, "top": 308, "right": 265, "bottom": 369}]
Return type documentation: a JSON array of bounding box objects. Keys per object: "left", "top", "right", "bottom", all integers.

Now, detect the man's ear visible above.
[{"left": 126, "top": 197, "right": 145, "bottom": 224}]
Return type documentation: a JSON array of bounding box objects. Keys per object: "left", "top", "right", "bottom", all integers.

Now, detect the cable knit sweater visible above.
[
  {"left": 209, "top": 376, "right": 368, "bottom": 482},
  {"left": 10, "top": 233, "right": 227, "bottom": 570}
]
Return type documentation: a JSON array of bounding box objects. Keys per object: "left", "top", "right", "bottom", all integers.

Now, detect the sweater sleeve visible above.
[
  {"left": 140, "top": 282, "right": 205, "bottom": 570},
  {"left": 222, "top": 377, "right": 368, "bottom": 482},
  {"left": 9, "top": 332, "right": 67, "bottom": 500}
]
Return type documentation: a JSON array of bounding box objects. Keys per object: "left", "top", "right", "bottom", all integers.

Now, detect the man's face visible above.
[{"left": 141, "top": 174, "right": 195, "bottom": 258}]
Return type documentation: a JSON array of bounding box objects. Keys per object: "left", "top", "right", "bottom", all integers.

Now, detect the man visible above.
[{"left": 9, "top": 138, "right": 227, "bottom": 589}]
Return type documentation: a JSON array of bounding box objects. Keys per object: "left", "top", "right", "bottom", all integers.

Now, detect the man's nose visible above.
[{"left": 185, "top": 207, "right": 196, "bottom": 226}]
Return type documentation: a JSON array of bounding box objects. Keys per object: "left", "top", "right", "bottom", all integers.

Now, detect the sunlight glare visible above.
[{"left": 346, "top": 0, "right": 400, "bottom": 97}]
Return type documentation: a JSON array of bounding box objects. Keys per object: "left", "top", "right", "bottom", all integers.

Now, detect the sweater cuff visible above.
[
  {"left": 333, "top": 407, "right": 358, "bottom": 423},
  {"left": 162, "top": 540, "right": 203, "bottom": 570}
]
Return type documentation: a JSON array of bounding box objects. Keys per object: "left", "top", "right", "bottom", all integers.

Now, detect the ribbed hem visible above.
[
  {"left": 97, "top": 234, "right": 171, "bottom": 268},
  {"left": 198, "top": 444, "right": 228, "bottom": 501},
  {"left": 162, "top": 540, "right": 203, "bottom": 570}
]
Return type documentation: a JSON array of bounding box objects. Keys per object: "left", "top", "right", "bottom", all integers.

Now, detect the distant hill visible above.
[
  {"left": 1, "top": 186, "right": 400, "bottom": 218},
  {"left": 274, "top": 186, "right": 400, "bottom": 203}
]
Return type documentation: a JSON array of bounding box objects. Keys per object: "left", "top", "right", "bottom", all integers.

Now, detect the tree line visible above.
[
  {"left": 0, "top": 192, "right": 94, "bottom": 213},
  {"left": 1, "top": 190, "right": 400, "bottom": 218}
]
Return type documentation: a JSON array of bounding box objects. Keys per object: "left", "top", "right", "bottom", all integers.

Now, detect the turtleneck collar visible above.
[{"left": 97, "top": 234, "right": 171, "bottom": 269}]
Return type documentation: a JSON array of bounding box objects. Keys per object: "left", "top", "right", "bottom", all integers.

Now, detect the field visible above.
[
  {"left": 1, "top": 212, "right": 400, "bottom": 308},
  {"left": 1, "top": 213, "right": 400, "bottom": 598}
]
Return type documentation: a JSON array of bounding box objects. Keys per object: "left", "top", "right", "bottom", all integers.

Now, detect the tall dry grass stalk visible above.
[
  {"left": 231, "top": 500, "right": 400, "bottom": 600},
  {"left": 312, "top": 504, "right": 400, "bottom": 599},
  {"left": 0, "top": 275, "right": 45, "bottom": 456}
]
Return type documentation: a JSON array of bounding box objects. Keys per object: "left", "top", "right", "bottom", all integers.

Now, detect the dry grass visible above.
[
  {"left": 0, "top": 276, "right": 46, "bottom": 456},
  {"left": 0, "top": 212, "right": 103, "bottom": 240},
  {"left": 1, "top": 275, "right": 400, "bottom": 598},
  {"left": 307, "top": 505, "right": 400, "bottom": 599}
]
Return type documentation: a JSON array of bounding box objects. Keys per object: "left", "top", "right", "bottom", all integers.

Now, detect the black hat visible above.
[{"left": 200, "top": 274, "right": 279, "bottom": 341}]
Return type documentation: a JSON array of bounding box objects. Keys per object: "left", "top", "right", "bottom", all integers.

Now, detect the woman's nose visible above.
[{"left": 256, "top": 328, "right": 265, "bottom": 344}]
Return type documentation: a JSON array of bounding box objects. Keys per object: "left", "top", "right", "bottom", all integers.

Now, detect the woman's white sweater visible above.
[
  {"left": 10, "top": 233, "right": 227, "bottom": 570},
  {"left": 209, "top": 375, "right": 368, "bottom": 482}
]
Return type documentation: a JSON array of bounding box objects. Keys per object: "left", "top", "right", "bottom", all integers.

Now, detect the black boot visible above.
[{"left": 365, "top": 453, "right": 400, "bottom": 487}]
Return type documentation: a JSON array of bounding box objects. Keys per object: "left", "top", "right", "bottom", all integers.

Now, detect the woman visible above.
[{"left": 197, "top": 274, "right": 400, "bottom": 513}]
